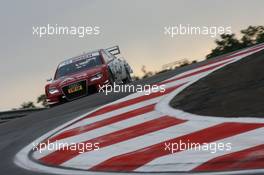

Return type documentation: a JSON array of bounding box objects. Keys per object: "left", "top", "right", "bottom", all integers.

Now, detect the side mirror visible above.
[{"left": 46, "top": 78, "right": 52, "bottom": 82}]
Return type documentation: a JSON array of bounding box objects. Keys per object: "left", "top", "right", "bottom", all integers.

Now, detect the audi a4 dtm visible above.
[{"left": 45, "top": 46, "right": 133, "bottom": 106}]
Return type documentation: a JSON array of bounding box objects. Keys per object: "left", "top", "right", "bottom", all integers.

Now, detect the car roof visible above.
[{"left": 58, "top": 49, "right": 101, "bottom": 68}]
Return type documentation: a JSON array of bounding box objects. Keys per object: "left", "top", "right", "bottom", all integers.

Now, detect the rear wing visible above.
[{"left": 106, "top": 45, "right": 120, "bottom": 55}]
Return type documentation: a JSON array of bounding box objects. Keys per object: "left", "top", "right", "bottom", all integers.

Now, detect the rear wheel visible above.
[
  {"left": 122, "top": 68, "right": 132, "bottom": 84},
  {"left": 108, "top": 69, "right": 115, "bottom": 86}
]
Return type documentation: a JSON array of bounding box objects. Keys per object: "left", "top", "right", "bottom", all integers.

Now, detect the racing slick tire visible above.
[
  {"left": 122, "top": 68, "right": 132, "bottom": 84},
  {"left": 108, "top": 69, "right": 115, "bottom": 86}
]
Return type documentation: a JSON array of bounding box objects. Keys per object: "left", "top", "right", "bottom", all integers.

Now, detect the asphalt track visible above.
[
  {"left": 1, "top": 44, "right": 264, "bottom": 175},
  {"left": 0, "top": 56, "right": 205, "bottom": 175},
  {"left": 170, "top": 49, "right": 264, "bottom": 117}
]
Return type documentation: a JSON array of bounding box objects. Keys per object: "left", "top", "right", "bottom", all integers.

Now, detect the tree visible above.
[
  {"left": 206, "top": 25, "right": 264, "bottom": 59},
  {"left": 131, "top": 76, "right": 140, "bottom": 81},
  {"left": 179, "top": 60, "right": 191, "bottom": 67},
  {"left": 20, "top": 102, "right": 36, "bottom": 109},
  {"left": 241, "top": 25, "right": 264, "bottom": 47},
  {"left": 206, "top": 34, "right": 242, "bottom": 59},
  {"left": 37, "top": 94, "right": 48, "bottom": 107},
  {"left": 255, "top": 26, "right": 264, "bottom": 43},
  {"left": 141, "top": 65, "right": 153, "bottom": 79}
]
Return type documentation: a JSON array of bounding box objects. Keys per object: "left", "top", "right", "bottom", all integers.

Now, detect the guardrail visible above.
[{"left": 0, "top": 108, "right": 47, "bottom": 124}]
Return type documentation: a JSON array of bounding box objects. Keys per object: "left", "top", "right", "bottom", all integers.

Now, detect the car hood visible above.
[{"left": 49, "top": 66, "right": 102, "bottom": 87}]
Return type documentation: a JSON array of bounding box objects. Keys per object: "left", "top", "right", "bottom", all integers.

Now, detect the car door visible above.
[
  {"left": 103, "top": 50, "right": 122, "bottom": 81},
  {"left": 111, "top": 58, "right": 124, "bottom": 81}
]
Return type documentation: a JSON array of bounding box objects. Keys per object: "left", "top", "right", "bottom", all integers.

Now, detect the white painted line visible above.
[
  {"left": 59, "top": 96, "right": 162, "bottom": 132},
  {"left": 62, "top": 120, "right": 219, "bottom": 169},
  {"left": 33, "top": 111, "right": 162, "bottom": 159},
  {"left": 136, "top": 127, "right": 264, "bottom": 172}
]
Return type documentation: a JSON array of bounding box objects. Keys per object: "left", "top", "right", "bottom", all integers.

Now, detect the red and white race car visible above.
[{"left": 45, "top": 46, "right": 133, "bottom": 105}]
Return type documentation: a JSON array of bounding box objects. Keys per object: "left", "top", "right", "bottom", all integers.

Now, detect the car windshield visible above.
[{"left": 55, "top": 55, "right": 102, "bottom": 79}]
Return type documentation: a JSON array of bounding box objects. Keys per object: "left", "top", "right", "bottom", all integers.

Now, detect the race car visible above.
[{"left": 45, "top": 46, "right": 133, "bottom": 106}]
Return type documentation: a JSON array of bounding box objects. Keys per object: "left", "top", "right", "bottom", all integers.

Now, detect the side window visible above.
[{"left": 102, "top": 51, "right": 114, "bottom": 63}]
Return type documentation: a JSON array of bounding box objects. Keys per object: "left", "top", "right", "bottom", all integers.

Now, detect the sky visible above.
[{"left": 0, "top": 0, "right": 264, "bottom": 111}]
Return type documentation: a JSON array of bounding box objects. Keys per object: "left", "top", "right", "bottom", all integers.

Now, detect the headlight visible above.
[
  {"left": 90, "top": 73, "right": 103, "bottom": 81},
  {"left": 48, "top": 87, "right": 59, "bottom": 94}
]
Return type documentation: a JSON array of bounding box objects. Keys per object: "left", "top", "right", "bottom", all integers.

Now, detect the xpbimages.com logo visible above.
[
  {"left": 164, "top": 140, "right": 232, "bottom": 154},
  {"left": 99, "top": 83, "right": 166, "bottom": 95},
  {"left": 32, "top": 140, "right": 100, "bottom": 154},
  {"left": 164, "top": 24, "right": 232, "bottom": 38},
  {"left": 32, "top": 24, "right": 100, "bottom": 38}
]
